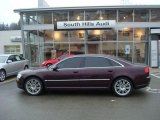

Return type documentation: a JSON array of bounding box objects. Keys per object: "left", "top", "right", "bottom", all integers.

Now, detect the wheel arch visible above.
[
  {"left": 111, "top": 76, "right": 135, "bottom": 89},
  {"left": 23, "top": 75, "right": 45, "bottom": 89},
  {"left": 0, "top": 68, "right": 6, "bottom": 76}
]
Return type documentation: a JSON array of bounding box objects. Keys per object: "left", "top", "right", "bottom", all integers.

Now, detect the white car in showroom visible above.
[{"left": 0, "top": 54, "right": 29, "bottom": 82}]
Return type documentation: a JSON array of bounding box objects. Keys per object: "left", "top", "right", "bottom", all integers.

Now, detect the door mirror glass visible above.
[{"left": 7, "top": 60, "right": 12, "bottom": 63}]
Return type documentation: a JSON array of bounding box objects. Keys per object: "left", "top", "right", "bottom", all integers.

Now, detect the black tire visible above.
[
  {"left": 24, "top": 77, "right": 43, "bottom": 96},
  {"left": 112, "top": 77, "right": 133, "bottom": 97},
  {"left": 0, "top": 70, "right": 6, "bottom": 82}
]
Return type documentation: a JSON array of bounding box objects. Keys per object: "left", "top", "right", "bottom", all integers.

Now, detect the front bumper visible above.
[{"left": 16, "top": 77, "right": 25, "bottom": 89}]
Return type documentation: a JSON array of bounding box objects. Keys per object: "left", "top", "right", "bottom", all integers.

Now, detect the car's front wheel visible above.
[
  {"left": 24, "top": 77, "right": 43, "bottom": 96},
  {"left": 0, "top": 70, "right": 6, "bottom": 82},
  {"left": 112, "top": 77, "right": 133, "bottom": 97}
]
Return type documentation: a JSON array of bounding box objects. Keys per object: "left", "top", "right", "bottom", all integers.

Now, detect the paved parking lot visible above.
[{"left": 0, "top": 75, "right": 160, "bottom": 120}]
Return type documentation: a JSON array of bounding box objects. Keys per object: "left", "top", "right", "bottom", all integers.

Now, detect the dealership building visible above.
[
  {"left": 0, "top": 30, "right": 23, "bottom": 55},
  {"left": 14, "top": 5, "right": 160, "bottom": 67}
]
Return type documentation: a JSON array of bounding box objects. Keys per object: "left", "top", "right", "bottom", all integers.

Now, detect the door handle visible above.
[{"left": 108, "top": 70, "right": 113, "bottom": 73}]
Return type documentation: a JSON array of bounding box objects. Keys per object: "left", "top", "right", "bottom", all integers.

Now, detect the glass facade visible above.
[{"left": 18, "top": 7, "right": 160, "bottom": 67}]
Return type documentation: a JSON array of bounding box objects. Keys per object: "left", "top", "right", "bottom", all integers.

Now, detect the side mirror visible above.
[
  {"left": 7, "top": 60, "right": 12, "bottom": 63},
  {"left": 52, "top": 66, "right": 59, "bottom": 71}
]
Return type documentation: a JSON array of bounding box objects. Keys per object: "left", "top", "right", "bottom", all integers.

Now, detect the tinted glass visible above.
[
  {"left": 8, "top": 55, "right": 17, "bottom": 62},
  {"left": 19, "top": 56, "right": 25, "bottom": 60},
  {"left": 84, "top": 57, "right": 113, "bottom": 67},
  {"left": 109, "top": 59, "right": 122, "bottom": 66},
  {"left": 15, "top": 55, "right": 21, "bottom": 61},
  {"left": 57, "top": 57, "right": 83, "bottom": 69}
]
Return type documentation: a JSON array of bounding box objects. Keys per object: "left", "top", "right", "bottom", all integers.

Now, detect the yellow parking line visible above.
[{"left": 0, "top": 78, "right": 15, "bottom": 86}]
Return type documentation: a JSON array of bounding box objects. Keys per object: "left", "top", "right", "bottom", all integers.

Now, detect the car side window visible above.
[
  {"left": 15, "top": 55, "right": 21, "bottom": 61},
  {"left": 84, "top": 57, "right": 113, "bottom": 67},
  {"left": 8, "top": 55, "right": 17, "bottom": 62},
  {"left": 108, "top": 59, "right": 122, "bottom": 66},
  {"left": 19, "top": 56, "right": 25, "bottom": 60},
  {"left": 56, "top": 57, "right": 83, "bottom": 69}
]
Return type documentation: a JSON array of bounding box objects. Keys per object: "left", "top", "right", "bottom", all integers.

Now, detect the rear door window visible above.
[{"left": 84, "top": 57, "right": 121, "bottom": 67}]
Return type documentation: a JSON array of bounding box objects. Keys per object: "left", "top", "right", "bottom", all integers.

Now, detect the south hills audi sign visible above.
[{"left": 56, "top": 20, "right": 116, "bottom": 30}]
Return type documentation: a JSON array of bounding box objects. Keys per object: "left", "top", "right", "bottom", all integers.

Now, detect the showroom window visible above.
[
  {"left": 37, "top": 11, "right": 52, "bottom": 24},
  {"left": 85, "top": 10, "right": 101, "bottom": 20},
  {"left": 53, "top": 11, "right": 68, "bottom": 23},
  {"left": 101, "top": 10, "right": 117, "bottom": 21},
  {"left": 23, "top": 12, "right": 37, "bottom": 25},
  {"left": 151, "top": 9, "right": 160, "bottom": 22},
  {"left": 134, "top": 9, "right": 149, "bottom": 22},
  {"left": 118, "top": 9, "right": 133, "bottom": 22},
  {"left": 4, "top": 45, "right": 21, "bottom": 54},
  {"left": 118, "top": 28, "right": 133, "bottom": 41},
  {"left": 69, "top": 11, "right": 84, "bottom": 21},
  {"left": 134, "top": 28, "right": 149, "bottom": 41}
]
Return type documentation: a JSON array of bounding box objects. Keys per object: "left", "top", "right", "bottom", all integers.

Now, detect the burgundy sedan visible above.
[{"left": 16, "top": 54, "right": 150, "bottom": 97}]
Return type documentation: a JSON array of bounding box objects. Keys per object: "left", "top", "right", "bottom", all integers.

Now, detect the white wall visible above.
[{"left": 0, "top": 30, "right": 22, "bottom": 54}]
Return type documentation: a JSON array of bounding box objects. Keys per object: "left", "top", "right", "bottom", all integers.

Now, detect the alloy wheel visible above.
[
  {"left": 25, "top": 77, "right": 43, "bottom": 95},
  {"left": 113, "top": 78, "right": 132, "bottom": 97},
  {"left": 0, "top": 70, "right": 6, "bottom": 82}
]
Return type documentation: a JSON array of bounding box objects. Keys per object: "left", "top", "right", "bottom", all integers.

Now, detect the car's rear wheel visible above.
[
  {"left": 24, "top": 77, "right": 43, "bottom": 96},
  {"left": 112, "top": 77, "right": 133, "bottom": 97},
  {"left": 0, "top": 70, "right": 6, "bottom": 82}
]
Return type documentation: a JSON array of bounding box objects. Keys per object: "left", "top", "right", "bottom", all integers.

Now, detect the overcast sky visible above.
[{"left": 0, "top": 0, "right": 160, "bottom": 24}]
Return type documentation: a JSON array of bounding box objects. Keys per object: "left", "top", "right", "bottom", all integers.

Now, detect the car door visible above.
[
  {"left": 78, "top": 56, "right": 115, "bottom": 88},
  {"left": 5, "top": 55, "right": 18, "bottom": 75},
  {"left": 14, "top": 55, "right": 25, "bottom": 71},
  {"left": 45, "top": 57, "right": 84, "bottom": 88}
]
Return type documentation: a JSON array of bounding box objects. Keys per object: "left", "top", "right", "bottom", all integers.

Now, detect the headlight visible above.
[{"left": 17, "top": 73, "right": 22, "bottom": 79}]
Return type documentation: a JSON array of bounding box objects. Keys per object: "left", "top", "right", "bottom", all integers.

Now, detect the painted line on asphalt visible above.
[
  {"left": 0, "top": 78, "right": 15, "bottom": 86},
  {"left": 150, "top": 74, "right": 160, "bottom": 79},
  {"left": 146, "top": 87, "right": 160, "bottom": 93}
]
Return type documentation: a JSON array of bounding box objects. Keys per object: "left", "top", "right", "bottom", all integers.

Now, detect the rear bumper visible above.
[{"left": 135, "top": 76, "right": 151, "bottom": 89}]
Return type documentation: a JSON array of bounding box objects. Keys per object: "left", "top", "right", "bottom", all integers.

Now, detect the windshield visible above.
[{"left": 0, "top": 56, "right": 8, "bottom": 63}]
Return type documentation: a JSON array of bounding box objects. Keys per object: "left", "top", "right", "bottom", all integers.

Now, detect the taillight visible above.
[{"left": 144, "top": 67, "right": 149, "bottom": 73}]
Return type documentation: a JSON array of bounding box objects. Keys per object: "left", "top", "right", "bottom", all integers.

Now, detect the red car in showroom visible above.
[
  {"left": 16, "top": 54, "right": 150, "bottom": 97},
  {"left": 41, "top": 54, "right": 73, "bottom": 67}
]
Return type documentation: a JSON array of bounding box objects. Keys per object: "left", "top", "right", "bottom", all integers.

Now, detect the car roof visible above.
[
  {"left": 70, "top": 54, "right": 133, "bottom": 66},
  {"left": 71, "top": 54, "right": 112, "bottom": 58},
  {"left": 0, "top": 54, "right": 18, "bottom": 57}
]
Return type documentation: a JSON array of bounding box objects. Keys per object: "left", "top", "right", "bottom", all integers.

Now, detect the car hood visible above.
[{"left": 19, "top": 67, "right": 49, "bottom": 75}]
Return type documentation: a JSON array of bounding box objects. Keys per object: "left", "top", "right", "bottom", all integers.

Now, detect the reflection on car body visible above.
[{"left": 17, "top": 54, "right": 150, "bottom": 97}]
